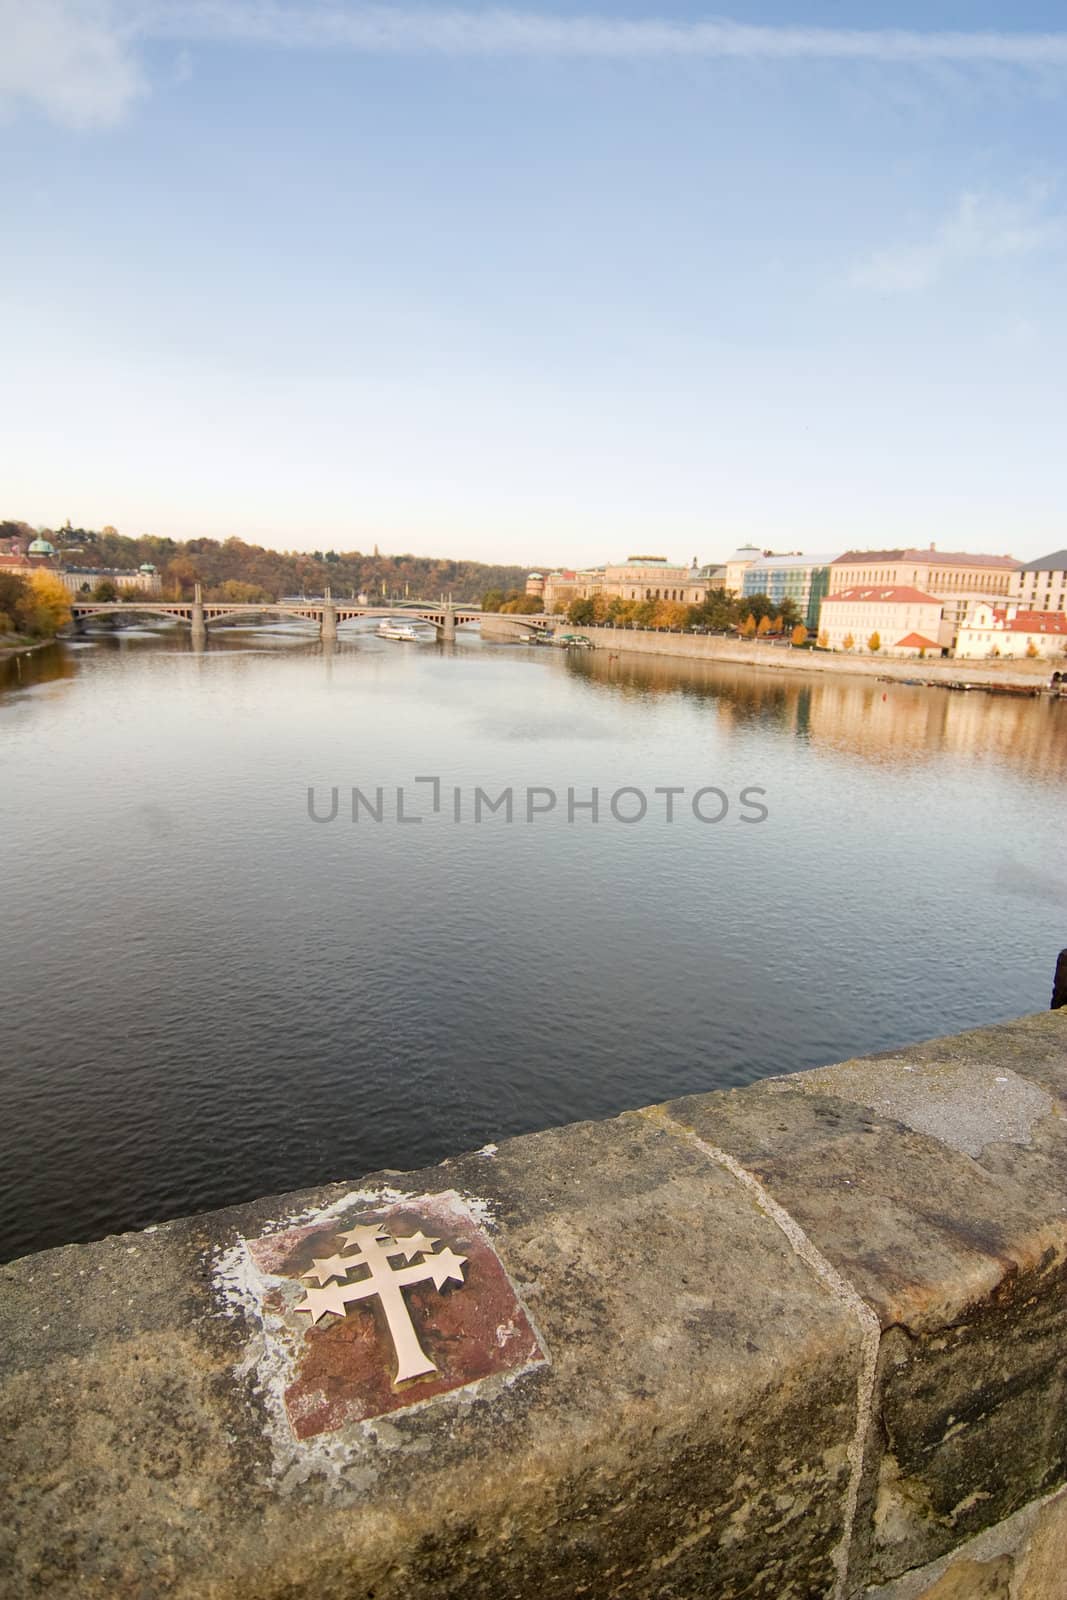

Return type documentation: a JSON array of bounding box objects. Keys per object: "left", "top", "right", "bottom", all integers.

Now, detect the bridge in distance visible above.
[{"left": 69, "top": 586, "right": 559, "bottom": 643}]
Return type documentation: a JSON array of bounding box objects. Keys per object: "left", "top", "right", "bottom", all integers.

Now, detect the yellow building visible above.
[
  {"left": 539, "top": 557, "right": 708, "bottom": 612},
  {"left": 723, "top": 546, "right": 762, "bottom": 596},
  {"left": 829, "top": 546, "right": 1019, "bottom": 638}
]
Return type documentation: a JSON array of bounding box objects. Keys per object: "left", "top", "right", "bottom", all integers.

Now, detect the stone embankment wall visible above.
[
  {"left": 1, "top": 1010, "right": 1064, "bottom": 1598},
  {"left": 578, "top": 625, "right": 1059, "bottom": 688}
]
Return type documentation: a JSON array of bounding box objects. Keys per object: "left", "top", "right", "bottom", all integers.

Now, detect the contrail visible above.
[{"left": 129, "top": 5, "right": 1067, "bottom": 66}]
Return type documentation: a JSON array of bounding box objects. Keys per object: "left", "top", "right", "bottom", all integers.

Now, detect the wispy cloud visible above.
[
  {"left": 0, "top": 2, "right": 144, "bottom": 128},
  {"left": 851, "top": 188, "right": 1067, "bottom": 293},
  {"left": 6, "top": 4, "right": 1067, "bottom": 128}
]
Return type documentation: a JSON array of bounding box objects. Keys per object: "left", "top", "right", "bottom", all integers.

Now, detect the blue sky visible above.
[{"left": 2, "top": 3, "right": 1066, "bottom": 565}]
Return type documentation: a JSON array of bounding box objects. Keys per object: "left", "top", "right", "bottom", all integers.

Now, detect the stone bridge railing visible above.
[{"left": 2, "top": 1008, "right": 1064, "bottom": 1598}]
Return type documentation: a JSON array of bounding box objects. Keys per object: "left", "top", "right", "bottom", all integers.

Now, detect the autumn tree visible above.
[
  {"left": 842, "top": 633, "right": 855, "bottom": 652},
  {"left": 652, "top": 600, "right": 690, "bottom": 630},
  {"left": 18, "top": 570, "right": 72, "bottom": 637},
  {"left": 0, "top": 571, "right": 28, "bottom": 633},
  {"left": 867, "top": 632, "right": 881, "bottom": 654},
  {"left": 791, "top": 624, "right": 808, "bottom": 647},
  {"left": 757, "top": 614, "right": 773, "bottom": 637},
  {"left": 817, "top": 629, "right": 829, "bottom": 649},
  {"left": 741, "top": 614, "right": 757, "bottom": 638},
  {"left": 482, "top": 589, "right": 506, "bottom": 613}
]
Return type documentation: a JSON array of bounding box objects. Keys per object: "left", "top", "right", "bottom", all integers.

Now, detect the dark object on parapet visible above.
[{"left": 1053, "top": 949, "right": 1067, "bottom": 1010}]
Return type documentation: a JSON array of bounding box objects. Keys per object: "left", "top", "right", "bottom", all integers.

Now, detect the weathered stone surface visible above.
[
  {"left": 0, "top": 1112, "right": 862, "bottom": 1599},
  {"left": 862, "top": 1488, "right": 1067, "bottom": 1600},
  {"left": 659, "top": 1011, "right": 1067, "bottom": 1586},
  {"left": 1013, "top": 1487, "right": 1067, "bottom": 1599}
]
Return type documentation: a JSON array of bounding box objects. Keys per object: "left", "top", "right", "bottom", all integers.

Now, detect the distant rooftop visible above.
[
  {"left": 1019, "top": 549, "right": 1067, "bottom": 572},
  {"left": 745, "top": 553, "right": 838, "bottom": 571},
  {"left": 832, "top": 547, "right": 1019, "bottom": 570},
  {"left": 823, "top": 585, "right": 940, "bottom": 606}
]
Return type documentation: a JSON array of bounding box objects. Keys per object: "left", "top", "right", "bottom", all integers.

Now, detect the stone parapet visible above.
[{"left": 1, "top": 1011, "right": 1064, "bottom": 1597}]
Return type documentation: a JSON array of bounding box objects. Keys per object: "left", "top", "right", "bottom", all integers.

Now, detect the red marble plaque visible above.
[{"left": 244, "top": 1190, "right": 545, "bottom": 1439}]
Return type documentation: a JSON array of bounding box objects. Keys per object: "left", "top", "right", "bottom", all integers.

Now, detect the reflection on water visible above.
[
  {"left": 575, "top": 649, "right": 1067, "bottom": 782},
  {"left": 0, "top": 641, "right": 78, "bottom": 695},
  {"left": 1, "top": 629, "right": 1065, "bottom": 1262}
]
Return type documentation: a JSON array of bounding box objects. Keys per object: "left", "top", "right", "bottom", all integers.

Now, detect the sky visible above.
[{"left": 1, "top": 3, "right": 1066, "bottom": 566}]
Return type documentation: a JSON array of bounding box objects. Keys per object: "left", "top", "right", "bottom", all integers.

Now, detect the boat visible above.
[{"left": 377, "top": 620, "right": 423, "bottom": 642}]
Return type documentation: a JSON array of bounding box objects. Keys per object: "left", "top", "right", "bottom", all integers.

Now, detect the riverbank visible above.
[
  {"left": 577, "top": 625, "right": 1061, "bottom": 691},
  {"left": 0, "top": 634, "right": 57, "bottom": 660}
]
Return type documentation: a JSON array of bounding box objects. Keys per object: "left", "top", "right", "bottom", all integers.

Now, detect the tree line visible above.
[
  {"left": 561, "top": 588, "right": 809, "bottom": 637},
  {"left": 0, "top": 521, "right": 534, "bottom": 606}
]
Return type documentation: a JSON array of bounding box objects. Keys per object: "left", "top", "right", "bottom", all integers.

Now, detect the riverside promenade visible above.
[
  {"left": 577, "top": 625, "right": 1060, "bottom": 690},
  {"left": 1, "top": 1008, "right": 1065, "bottom": 1598}
]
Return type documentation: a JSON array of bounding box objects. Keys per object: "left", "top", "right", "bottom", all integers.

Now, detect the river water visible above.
[{"left": 1, "top": 626, "right": 1064, "bottom": 1262}]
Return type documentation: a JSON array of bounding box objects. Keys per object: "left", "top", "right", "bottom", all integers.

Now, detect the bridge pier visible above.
[
  {"left": 320, "top": 588, "right": 337, "bottom": 643},
  {"left": 441, "top": 599, "right": 456, "bottom": 644},
  {"left": 191, "top": 583, "right": 207, "bottom": 649}
]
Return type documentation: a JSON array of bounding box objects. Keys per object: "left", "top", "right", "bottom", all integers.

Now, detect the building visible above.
[
  {"left": 954, "top": 603, "right": 1067, "bottom": 660},
  {"left": 524, "top": 572, "right": 545, "bottom": 599},
  {"left": 600, "top": 557, "right": 708, "bottom": 605},
  {"left": 59, "top": 565, "right": 162, "bottom": 597},
  {"left": 741, "top": 553, "right": 837, "bottom": 629},
  {"left": 541, "top": 568, "right": 603, "bottom": 612},
  {"left": 1014, "top": 550, "right": 1067, "bottom": 615},
  {"left": 723, "top": 546, "right": 762, "bottom": 596},
  {"left": 0, "top": 541, "right": 161, "bottom": 597},
  {"left": 818, "top": 585, "right": 948, "bottom": 656},
  {"left": 539, "top": 556, "right": 709, "bottom": 613},
  {"left": 829, "top": 546, "right": 1019, "bottom": 639}
]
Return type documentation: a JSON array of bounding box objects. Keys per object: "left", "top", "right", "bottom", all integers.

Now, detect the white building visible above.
[
  {"left": 954, "top": 603, "right": 1067, "bottom": 660},
  {"left": 818, "top": 586, "right": 947, "bottom": 656},
  {"left": 1014, "top": 550, "right": 1067, "bottom": 615}
]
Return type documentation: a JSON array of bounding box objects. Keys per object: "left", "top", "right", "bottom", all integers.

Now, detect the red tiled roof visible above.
[
  {"left": 987, "top": 608, "right": 1067, "bottom": 635},
  {"left": 823, "top": 585, "right": 940, "bottom": 606},
  {"left": 832, "top": 548, "right": 1019, "bottom": 570},
  {"left": 895, "top": 633, "right": 940, "bottom": 649}
]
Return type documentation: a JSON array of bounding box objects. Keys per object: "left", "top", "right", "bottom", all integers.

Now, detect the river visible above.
[{"left": 1, "top": 625, "right": 1064, "bottom": 1262}]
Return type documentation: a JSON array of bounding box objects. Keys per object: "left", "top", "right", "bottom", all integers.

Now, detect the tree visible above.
[
  {"left": 757, "top": 614, "right": 773, "bottom": 637},
  {"left": 567, "top": 596, "right": 596, "bottom": 625},
  {"left": 211, "top": 579, "right": 271, "bottom": 603},
  {"left": 651, "top": 599, "right": 690, "bottom": 630},
  {"left": 0, "top": 571, "right": 28, "bottom": 634},
  {"left": 842, "top": 633, "right": 855, "bottom": 652},
  {"left": 481, "top": 589, "right": 506, "bottom": 613},
  {"left": 817, "top": 629, "right": 829, "bottom": 649},
  {"left": 867, "top": 632, "right": 881, "bottom": 654},
  {"left": 791, "top": 624, "right": 808, "bottom": 647},
  {"left": 92, "top": 579, "right": 118, "bottom": 602},
  {"left": 741, "top": 614, "right": 757, "bottom": 638},
  {"left": 1026, "top": 640, "right": 1039, "bottom": 658},
  {"left": 778, "top": 598, "right": 801, "bottom": 629},
  {"left": 17, "top": 570, "right": 72, "bottom": 637}
]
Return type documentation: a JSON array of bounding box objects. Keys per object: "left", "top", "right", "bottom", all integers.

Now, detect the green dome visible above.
[
  {"left": 139, "top": 562, "right": 157, "bottom": 573},
  {"left": 28, "top": 538, "right": 55, "bottom": 556}
]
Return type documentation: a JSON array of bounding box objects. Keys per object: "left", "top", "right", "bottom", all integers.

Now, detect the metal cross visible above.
[{"left": 294, "top": 1223, "right": 467, "bottom": 1385}]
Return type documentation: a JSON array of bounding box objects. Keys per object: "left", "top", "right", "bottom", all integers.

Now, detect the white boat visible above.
[{"left": 377, "top": 620, "right": 422, "bottom": 642}]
